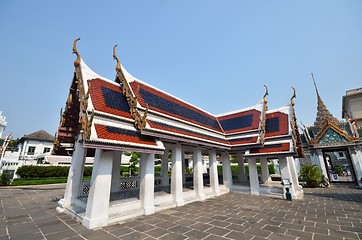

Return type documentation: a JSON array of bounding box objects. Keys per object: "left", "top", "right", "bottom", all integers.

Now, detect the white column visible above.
[
  {"left": 349, "top": 147, "right": 362, "bottom": 187},
  {"left": 287, "top": 156, "right": 304, "bottom": 199},
  {"left": 161, "top": 147, "right": 170, "bottom": 187},
  {"left": 139, "top": 153, "right": 155, "bottom": 214},
  {"left": 312, "top": 149, "right": 329, "bottom": 179},
  {"left": 260, "top": 158, "right": 270, "bottom": 183},
  {"left": 279, "top": 157, "right": 297, "bottom": 199},
  {"left": 171, "top": 143, "right": 184, "bottom": 206},
  {"left": 111, "top": 151, "right": 121, "bottom": 193},
  {"left": 83, "top": 149, "right": 113, "bottom": 229},
  {"left": 182, "top": 149, "right": 186, "bottom": 185},
  {"left": 222, "top": 151, "right": 233, "bottom": 189},
  {"left": 237, "top": 152, "right": 247, "bottom": 182},
  {"left": 248, "top": 158, "right": 259, "bottom": 195},
  {"left": 193, "top": 146, "right": 205, "bottom": 200},
  {"left": 209, "top": 149, "right": 220, "bottom": 196},
  {"left": 57, "top": 138, "right": 86, "bottom": 212}
]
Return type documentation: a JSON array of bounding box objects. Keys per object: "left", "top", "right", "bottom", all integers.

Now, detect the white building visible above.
[
  {"left": 1, "top": 130, "right": 55, "bottom": 176},
  {"left": 17, "top": 130, "right": 55, "bottom": 164},
  {"left": 342, "top": 87, "right": 362, "bottom": 128}
]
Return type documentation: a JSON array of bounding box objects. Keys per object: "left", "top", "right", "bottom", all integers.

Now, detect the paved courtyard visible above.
[{"left": 0, "top": 184, "right": 361, "bottom": 240}]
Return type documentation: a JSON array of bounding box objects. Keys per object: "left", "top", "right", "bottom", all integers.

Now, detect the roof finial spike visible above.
[
  {"left": 263, "top": 85, "right": 268, "bottom": 103},
  {"left": 113, "top": 45, "right": 121, "bottom": 72},
  {"left": 291, "top": 87, "right": 296, "bottom": 106},
  {"left": 311, "top": 73, "right": 321, "bottom": 100},
  {"left": 73, "top": 38, "right": 81, "bottom": 67}
]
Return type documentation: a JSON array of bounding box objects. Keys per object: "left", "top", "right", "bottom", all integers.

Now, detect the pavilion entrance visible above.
[{"left": 322, "top": 148, "right": 357, "bottom": 184}]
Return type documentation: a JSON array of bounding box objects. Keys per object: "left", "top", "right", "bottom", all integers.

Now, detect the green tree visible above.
[
  {"left": 6, "top": 138, "right": 20, "bottom": 152},
  {"left": 129, "top": 152, "right": 140, "bottom": 176}
]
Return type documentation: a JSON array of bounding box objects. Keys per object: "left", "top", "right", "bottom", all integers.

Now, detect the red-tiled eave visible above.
[
  {"left": 148, "top": 121, "right": 229, "bottom": 145},
  {"left": 250, "top": 143, "right": 290, "bottom": 154},
  {"left": 94, "top": 124, "right": 157, "bottom": 146}
]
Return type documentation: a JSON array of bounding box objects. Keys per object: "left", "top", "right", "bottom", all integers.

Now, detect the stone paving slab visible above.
[{"left": 0, "top": 184, "right": 361, "bottom": 239}]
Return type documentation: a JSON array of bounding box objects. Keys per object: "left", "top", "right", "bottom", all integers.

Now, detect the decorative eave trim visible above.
[
  {"left": 290, "top": 87, "right": 305, "bottom": 158},
  {"left": 258, "top": 85, "right": 268, "bottom": 144},
  {"left": 113, "top": 45, "right": 148, "bottom": 130}
]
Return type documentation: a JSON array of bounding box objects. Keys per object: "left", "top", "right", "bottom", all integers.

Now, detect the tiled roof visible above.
[
  {"left": 88, "top": 79, "right": 132, "bottom": 119},
  {"left": 218, "top": 110, "right": 261, "bottom": 134},
  {"left": 21, "top": 130, "right": 54, "bottom": 142},
  {"left": 249, "top": 143, "right": 290, "bottom": 154},
  {"left": 129, "top": 81, "right": 223, "bottom": 132},
  {"left": 265, "top": 112, "right": 289, "bottom": 138},
  {"left": 94, "top": 124, "right": 157, "bottom": 146},
  {"left": 148, "top": 120, "right": 229, "bottom": 145}
]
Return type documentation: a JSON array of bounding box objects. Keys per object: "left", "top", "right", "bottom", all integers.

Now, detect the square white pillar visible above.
[
  {"left": 111, "top": 151, "right": 121, "bottom": 193},
  {"left": 171, "top": 143, "right": 184, "bottom": 206},
  {"left": 286, "top": 156, "right": 304, "bottom": 199},
  {"left": 182, "top": 149, "right": 186, "bottom": 185},
  {"left": 237, "top": 152, "right": 247, "bottom": 182},
  {"left": 348, "top": 147, "right": 362, "bottom": 187},
  {"left": 221, "top": 151, "right": 233, "bottom": 189},
  {"left": 83, "top": 149, "right": 113, "bottom": 229},
  {"left": 161, "top": 147, "right": 170, "bottom": 187},
  {"left": 193, "top": 146, "right": 205, "bottom": 200},
  {"left": 248, "top": 158, "right": 259, "bottom": 195},
  {"left": 260, "top": 158, "right": 270, "bottom": 183},
  {"left": 139, "top": 153, "right": 156, "bottom": 215},
  {"left": 279, "top": 157, "right": 298, "bottom": 199},
  {"left": 57, "top": 138, "right": 86, "bottom": 212},
  {"left": 209, "top": 149, "right": 220, "bottom": 196}
]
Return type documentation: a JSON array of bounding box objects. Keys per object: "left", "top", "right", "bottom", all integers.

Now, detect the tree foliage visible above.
[{"left": 6, "top": 138, "right": 20, "bottom": 152}]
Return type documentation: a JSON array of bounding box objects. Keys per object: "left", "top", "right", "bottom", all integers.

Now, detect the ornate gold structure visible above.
[
  {"left": 290, "top": 87, "right": 304, "bottom": 157},
  {"left": 259, "top": 85, "right": 268, "bottom": 144},
  {"left": 113, "top": 45, "right": 148, "bottom": 130},
  {"left": 73, "top": 38, "right": 81, "bottom": 67}
]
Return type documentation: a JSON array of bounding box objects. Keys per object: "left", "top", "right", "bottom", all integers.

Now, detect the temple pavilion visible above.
[
  {"left": 55, "top": 39, "right": 304, "bottom": 229},
  {"left": 299, "top": 75, "right": 362, "bottom": 186}
]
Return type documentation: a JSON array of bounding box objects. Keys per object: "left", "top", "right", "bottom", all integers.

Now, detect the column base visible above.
[
  {"left": 175, "top": 199, "right": 185, "bottom": 207},
  {"left": 83, "top": 216, "right": 109, "bottom": 229},
  {"left": 214, "top": 190, "right": 221, "bottom": 196},
  {"left": 250, "top": 191, "right": 259, "bottom": 196},
  {"left": 198, "top": 194, "right": 206, "bottom": 201},
  {"left": 144, "top": 206, "right": 156, "bottom": 215},
  {"left": 56, "top": 199, "right": 66, "bottom": 213}
]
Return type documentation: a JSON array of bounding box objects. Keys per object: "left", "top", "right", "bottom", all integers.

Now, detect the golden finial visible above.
[
  {"left": 290, "top": 87, "right": 296, "bottom": 106},
  {"left": 73, "top": 38, "right": 81, "bottom": 67},
  {"left": 263, "top": 85, "right": 268, "bottom": 102},
  {"left": 113, "top": 44, "right": 121, "bottom": 72}
]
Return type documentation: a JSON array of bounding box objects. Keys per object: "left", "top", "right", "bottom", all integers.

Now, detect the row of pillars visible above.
[
  {"left": 58, "top": 140, "right": 234, "bottom": 229},
  {"left": 58, "top": 139, "right": 301, "bottom": 229}
]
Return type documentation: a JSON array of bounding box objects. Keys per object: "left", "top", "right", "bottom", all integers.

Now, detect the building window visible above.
[
  {"left": 338, "top": 152, "right": 344, "bottom": 158},
  {"left": 27, "top": 146, "right": 36, "bottom": 155},
  {"left": 43, "top": 147, "right": 50, "bottom": 153}
]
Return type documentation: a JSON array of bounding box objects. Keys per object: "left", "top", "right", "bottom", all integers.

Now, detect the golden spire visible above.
[
  {"left": 310, "top": 73, "right": 339, "bottom": 129},
  {"left": 73, "top": 38, "right": 81, "bottom": 67},
  {"left": 113, "top": 45, "right": 121, "bottom": 72}
]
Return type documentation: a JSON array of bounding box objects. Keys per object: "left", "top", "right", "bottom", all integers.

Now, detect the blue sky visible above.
[{"left": 1, "top": 1, "right": 361, "bottom": 138}]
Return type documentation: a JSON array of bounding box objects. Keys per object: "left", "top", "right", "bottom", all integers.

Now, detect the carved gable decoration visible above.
[
  {"left": 319, "top": 128, "right": 347, "bottom": 144},
  {"left": 315, "top": 120, "right": 352, "bottom": 144}
]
